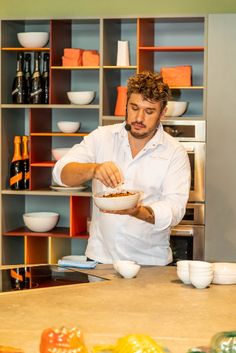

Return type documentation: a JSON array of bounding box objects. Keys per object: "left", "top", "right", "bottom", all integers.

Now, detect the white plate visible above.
[{"left": 50, "top": 185, "right": 88, "bottom": 192}]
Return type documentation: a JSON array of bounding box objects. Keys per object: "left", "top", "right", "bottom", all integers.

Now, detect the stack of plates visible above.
[{"left": 213, "top": 262, "right": 236, "bottom": 284}]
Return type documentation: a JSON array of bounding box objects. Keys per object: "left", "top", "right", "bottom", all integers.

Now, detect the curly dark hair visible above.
[{"left": 127, "top": 71, "right": 171, "bottom": 111}]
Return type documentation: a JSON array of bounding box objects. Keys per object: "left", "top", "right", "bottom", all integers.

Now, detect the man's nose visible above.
[{"left": 136, "top": 109, "right": 145, "bottom": 122}]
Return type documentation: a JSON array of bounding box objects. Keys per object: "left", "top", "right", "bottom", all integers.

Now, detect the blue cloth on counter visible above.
[{"left": 58, "top": 259, "right": 98, "bottom": 269}]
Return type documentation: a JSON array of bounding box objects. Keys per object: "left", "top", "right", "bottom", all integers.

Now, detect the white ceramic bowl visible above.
[
  {"left": 23, "top": 212, "right": 59, "bottom": 232},
  {"left": 113, "top": 260, "right": 135, "bottom": 272},
  {"left": 189, "top": 261, "right": 213, "bottom": 270},
  {"left": 115, "top": 261, "right": 140, "bottom": 279},
  {"left": 165, "top": 101, "right": 188, "bottom": 117},
  {"left": 93, "top": 191, "right": 140, "bottom": 211},
  {"left": 52, "top": 147, "right": 71, "bottom": 161},
  {"left": 57, "top": 121, "right": 81, "bottom": 133},
  {"left": 177, "top": 260, "right": 192, "bottom": 269},
  {"left": 67, "top": 91, "right": 95, "bottom": 105},
  {"left": 212, "top": 275, "right": 236, "bottom": 285},
  {"left": 177, "top": 269, "right": 191, "bottom": 284},
  {"left": 190, "top": 274, "right": 213, "bottom": 289},
  {"left": 17, "top": 32, "right": 49, "bottom": 48},
  {"left": 213, "top": 262, "right": 236, "bottom": 275}
]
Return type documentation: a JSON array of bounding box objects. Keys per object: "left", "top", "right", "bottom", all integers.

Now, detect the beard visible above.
[{"left": 128, "top": 121, "right": 160, "bottom": 139}]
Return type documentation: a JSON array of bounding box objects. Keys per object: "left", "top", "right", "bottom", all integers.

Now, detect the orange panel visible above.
[
  {"left": 70, "top": 196, "right": 90, "bottom": 236},
  {"left": 25, "top": 236, "right": 48, "bottom": 264}
]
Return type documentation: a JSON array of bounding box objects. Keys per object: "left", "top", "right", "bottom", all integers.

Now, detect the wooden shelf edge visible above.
[
  {"left": 30, "top": 132, "right": 88, "bottom": 136},
  {"left": 1, "top": 104, "right": 100, "bottom": 109},
  {"left": 103, "top": 66, "right": 137, "bottom": 69},
  {"left": 1, "top": 188, "right": 92, "bottom": 196},
  {"left": 1, "top": 47, "right": 50, "bottom": 51},
  {"left": 51, "top": 66, "right": 99, "bottom": 70},
  {"left": 3, "top": 226, "right": 89, "bottom": 239},
  {"left": 139, "top": 46, "right": 204, "bottom": 52}
]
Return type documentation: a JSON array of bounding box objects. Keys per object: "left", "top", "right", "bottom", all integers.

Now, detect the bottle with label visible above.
[
  {"left": 24, "top": 53, "right": 32, "bottom": 104},
  {"left": 42, "top": 53, "right": 50, "bottom": 104},
  {"left": 12, "top": 52, "right": 27, "bottom": 104},
  {"left": 30, "top": 51, "right": 43, "bottom": 104},
  {"left": 9, "top": 136, "right": 24, "bottom": 190},
  {"left": 22, "top": 135, "right": 30, "bottom": 190}
]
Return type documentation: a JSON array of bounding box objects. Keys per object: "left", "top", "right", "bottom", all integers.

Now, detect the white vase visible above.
[{"left": 116, "top": 40, "right": 130, "bottom": 66}]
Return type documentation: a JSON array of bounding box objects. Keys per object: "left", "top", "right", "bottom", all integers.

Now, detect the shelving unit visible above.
[{"left": 0, "top": 16, "right": 206, "bottom": 266}]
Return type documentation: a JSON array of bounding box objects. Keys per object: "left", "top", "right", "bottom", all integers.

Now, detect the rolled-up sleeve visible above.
[
  {"left": 52, "top": 130, "right": 99, "bottom": 186},
  {"left": 150, "top": 145, "right": 191, "bottom": 231}
]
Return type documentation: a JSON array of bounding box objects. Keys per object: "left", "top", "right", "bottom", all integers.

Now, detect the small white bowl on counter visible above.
[
  {"left": 113, "top": 260, "right": 140, "bottom": 279},
  {"left": 23, "top": 212, "right": 59, "bottom": 232}
]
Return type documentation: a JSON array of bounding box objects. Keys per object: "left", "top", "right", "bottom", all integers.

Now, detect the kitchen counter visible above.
[{"left": 0, "top": 264, "right": 235, "bottom": 353}]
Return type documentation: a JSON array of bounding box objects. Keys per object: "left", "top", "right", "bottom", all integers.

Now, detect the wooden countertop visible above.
[{"left": 0, "top": 265, "right": 235, "bottom": 353}]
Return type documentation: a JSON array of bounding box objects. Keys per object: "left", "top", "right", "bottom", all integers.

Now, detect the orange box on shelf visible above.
[
  {"left": 62, "top": 48, "right": 84, "bottom": 66},
  {"left": 160, "top": 65, "right": 192, "bottom": 87},
  {"left": 82, "top": 50, "right": 100, "bottom": 66}
]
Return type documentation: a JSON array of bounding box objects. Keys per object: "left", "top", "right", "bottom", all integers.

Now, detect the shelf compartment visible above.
[
  {"left": 103, "top": 18, "right": 137, "bottom": 66},
  {"left": 103, "top": 68, "right": 135, "bottom": 116}
]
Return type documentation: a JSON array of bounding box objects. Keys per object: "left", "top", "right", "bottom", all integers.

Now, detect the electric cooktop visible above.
[{"left": 0, "top": 265, "right": 108, "bottom": 292}]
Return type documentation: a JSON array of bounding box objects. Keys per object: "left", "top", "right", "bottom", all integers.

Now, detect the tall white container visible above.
[{"left": 116, "top": 40, "right": 130, "bottom": 66}]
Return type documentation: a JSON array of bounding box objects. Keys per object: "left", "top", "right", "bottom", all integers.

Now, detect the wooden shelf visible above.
[
  {"left": 1, "top": 104, "right": 100, "bottom": 109},
  {"left": 139, "top": 46, "right": 204, "bottom": 52},
  {"left": 31, "top": 132, "right": 88, "bottom": 137},
  {"left": 1, "top": 188, "right": 92, "bottom": 196},
  {"left": 170, "top": 86, "right": 204, "bottom": 90},
  {"left": 103, "top": 66, "right": 137, "bottom": 69},
  {"left": 51, "top": 66, "right": 100, "bottom": 70},
  {"left": 1, "top": 47, "right": 50, "bottom": 51},
  {"left": 3, "top": 226, "right": 89, "bottom": 238},
  {"left": 31, "top": 162, "right": 55, "bottom": 167}
]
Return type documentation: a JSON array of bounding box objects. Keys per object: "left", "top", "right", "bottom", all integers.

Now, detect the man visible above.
[{"left": 53, "top": 71, "right": 191, "bottom": 265}]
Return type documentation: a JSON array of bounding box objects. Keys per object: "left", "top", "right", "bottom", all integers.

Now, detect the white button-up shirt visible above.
[{"left": 53, "top": 122, "right": 191, "bottom": 265}]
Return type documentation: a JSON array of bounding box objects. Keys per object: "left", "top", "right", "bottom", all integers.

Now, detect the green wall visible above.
[{"left": 1, "top": 0, "right": 236, "bottom": 19}]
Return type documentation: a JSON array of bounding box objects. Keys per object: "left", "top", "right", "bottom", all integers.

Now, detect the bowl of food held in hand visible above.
[
  {"left": 93, "top": 190, "right": 140, "bottom": 211},
  {"left": 52, "top": 147, "right": 71, "bottom": 161},
  {"left": 57, "top": 121, "right": 81, "bottom": 133},
  {"left": 23, "top": 212, "right": 59, "bottom": 232},
  {"left": 165, "top": 101, "right": 188, "bottom": 117},
  {"left": 67, "top": 91, "right": 95, "bottom": 105},
  {"left": 17, "top": 32, "right": 49, "bottom": 48}
]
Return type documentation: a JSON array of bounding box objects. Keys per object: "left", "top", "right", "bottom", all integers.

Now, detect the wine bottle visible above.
[
  {"left": 11, "top": 52, "right": 27, "bottom": 104},
  {"left": 24, "top": 53, "right": 32, "bottom": 104},
  {"left": 22, "top": 135, "right": 30, "bottom": 190},
  {"left": 42, "top": 53, "right": 50, "bottom": 104},
  {"left": 30, "top": 51, "right": 43, "bottom": 104},
  {"left": 9, "top": 136, "right": 24, "bottom": 190}
]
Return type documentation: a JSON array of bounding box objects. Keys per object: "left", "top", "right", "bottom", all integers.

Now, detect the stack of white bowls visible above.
[
  {"left": 213, "top": 263, "right": 236, "bottom": 284},
  {"left": 177, "top": 260, "right": 213, "bottom": 289},
  {"left": 189, "top": 261, "right": 213, "bottom": 289},
  {"left": 176, "top": 260, "right": 191, "bottom": 284}
]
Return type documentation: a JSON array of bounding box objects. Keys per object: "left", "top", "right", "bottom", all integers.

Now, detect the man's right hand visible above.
[{"left": 94, "top": 161, "right": 123, "bottom": 188}]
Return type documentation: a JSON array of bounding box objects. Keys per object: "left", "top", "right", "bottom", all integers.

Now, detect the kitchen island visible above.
[{"left": 0, "top": 265, "right": 235, "bottom": 353}]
